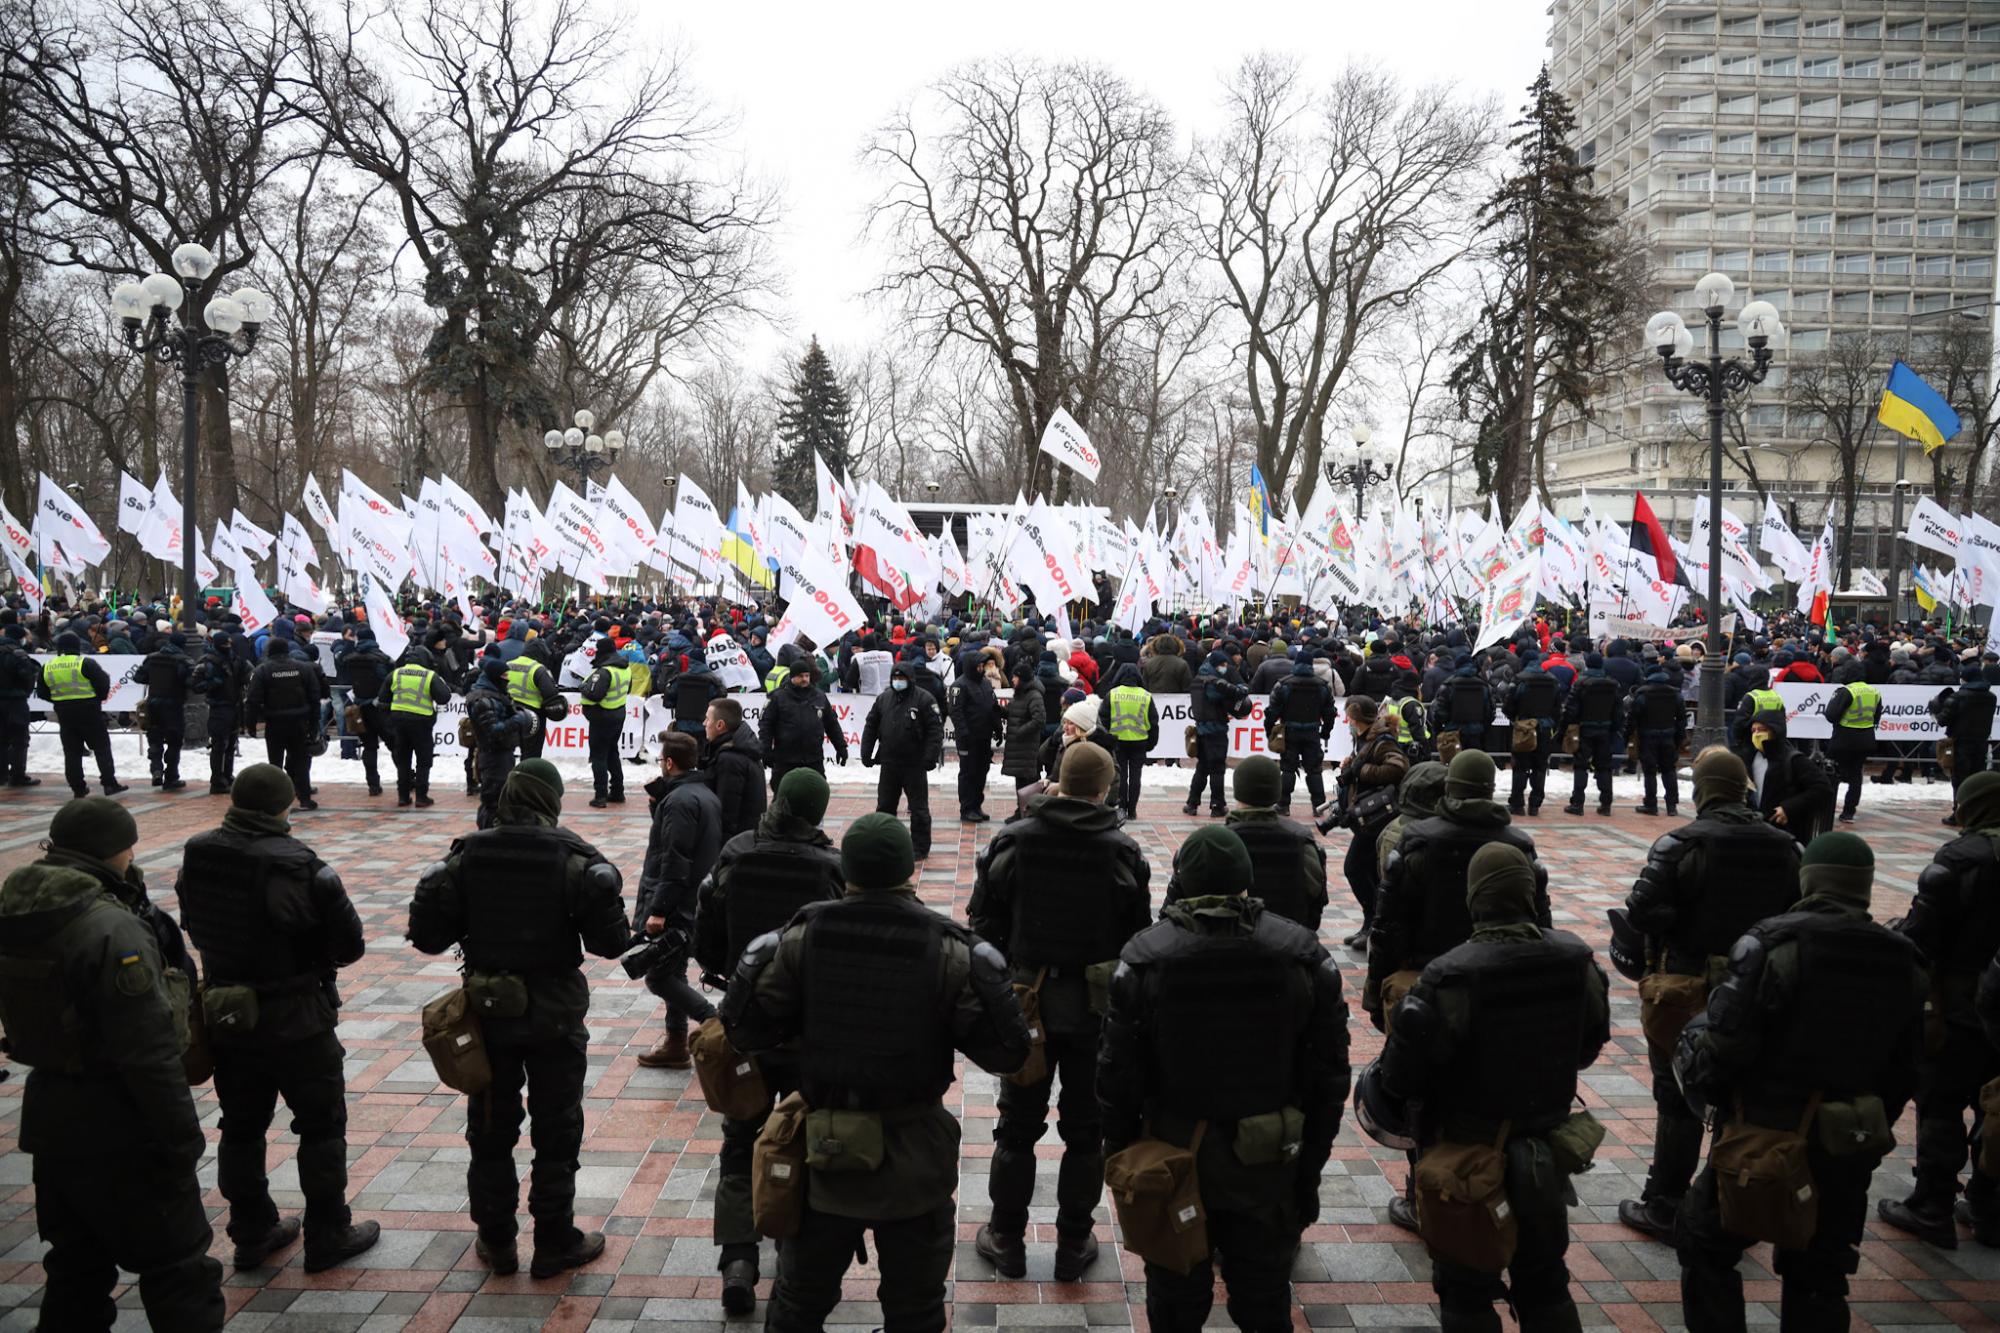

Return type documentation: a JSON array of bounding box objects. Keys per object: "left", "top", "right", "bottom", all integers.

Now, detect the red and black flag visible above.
[{"left": 1630, "top": 492, "right": 1679, "bottom": 586}]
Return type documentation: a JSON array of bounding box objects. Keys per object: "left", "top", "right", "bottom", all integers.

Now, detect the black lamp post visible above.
[
  {"left": 543, "top": 408, "right": 624, "bottom": 491},
  {"left": 1645, "top": 273, "right": 1783, "bottom": 754},
  {"left": 1326, "top": 423, "right": 1393, "bottom": 514},
  {"left": 111, "top": 244, "right": 268, "bottom": 629}
]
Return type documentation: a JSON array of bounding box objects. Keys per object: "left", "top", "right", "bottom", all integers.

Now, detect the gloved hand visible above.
[{"left": 1293, "top": 1167, "right": 1322, "bottom": 1229}]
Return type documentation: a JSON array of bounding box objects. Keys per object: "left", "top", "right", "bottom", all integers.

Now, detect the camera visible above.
[{"left": 619, "top": 930, "right": 685, "bottom": 980}]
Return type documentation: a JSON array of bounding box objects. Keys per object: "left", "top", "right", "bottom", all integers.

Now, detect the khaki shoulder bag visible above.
[
  {"left": 1104, "top": 1121, "right": 1209, "bottom": 1275},
  {"left": 1381, "top": 969, "right": 1424, "bottom": 1035},
  {"left": 1413, "top": 1121, "right": 1517, "bottom": 1275},
  {"left": 1636, "top": 970, "right": 1708, "bottom": 1052},
  {"left": 1511, "top": 719, "right": 1539, "bottom": 754},
  {"left": 1561, "top": 725, "right": 1581, "bottom": 756},
  {"left": 1436, "top": 730, "right": 1462, "bottom": 763},
  {"left": 1710, "top": 1094, "right": 1821, "bottom": 1251},
  {"left": 752, "top": 1091, "right": 811, "bottom": 1239},
  {"left": 1939, "top": 738, "right": 1957, "bottom": 780},
  {"left": 690, "top": 1015, "right": 770, "bottom": 1121},
  {"left": 421, "top": 987, "right": 492, "bottom": 1095},
  {"left": 1007, "top": 967, "right": 1050, "bottom": 1088}
]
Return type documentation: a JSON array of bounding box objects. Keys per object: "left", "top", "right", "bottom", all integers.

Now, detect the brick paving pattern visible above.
[{"left": 0, "top": 774, "right": 1986, "bottom": 1331}]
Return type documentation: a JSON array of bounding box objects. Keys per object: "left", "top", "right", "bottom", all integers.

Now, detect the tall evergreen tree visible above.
[
  {"left": 1447, "top": 68, "right": 1643, "bottom": 517},
  {"left": 773, "top": 338, "right": 853, "bottom": 510}
]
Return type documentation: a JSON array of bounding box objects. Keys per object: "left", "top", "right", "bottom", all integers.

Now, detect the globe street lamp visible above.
[
  {"left": 1326, "top": 424, "right": 1394, "bottom": 515},
  {"left": 543, "top": 407, "right": 624, "bottom": 491},
  {"left": 110, "top": 243, "right": 268, "bottom": 628},
  {"left": 1644, "top": 273, "right": 1784, "bottom": 753}
]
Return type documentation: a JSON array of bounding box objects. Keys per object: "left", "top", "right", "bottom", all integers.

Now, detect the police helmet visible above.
[
  {"left": 1353, "top": 1059, "right": 1417, "bottom": 1152},
  {"left": 1606, "top": 908, "right": 1647, "bottom": 983}
]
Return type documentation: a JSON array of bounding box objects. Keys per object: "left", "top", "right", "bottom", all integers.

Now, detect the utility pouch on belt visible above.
[
  {"left": 1511, "top": 719, "right": 1539, "bottom": 753},
  {"left": 690, "top": 1016, "right": 769, "bottom": 1120},
  {"left": 1939, "top": 739, "right": 1957, "bottom": 779},
  {"left": 1414, "top": 1121, "right": 1517, "bottom": 1275},
  {"left": 1103, "top": 1121, "right": 1208, "bottom": 1275},
  {"left": 1547, "top": 1110, "right": 1607, "bottom": 1176},
  {"left": 1006, "top": 967, "right": 1050, "bottom": 1088},
  {"left": 753, "top": 1091, "right": 810, "bottom": 1239},
  {"left": 1562, "top": 725, "right": 1581, "bottom": 755},
  {"left": 1980, "top": 1078, "right": 2000, "bottom": 1177},
  {"left": 803, "top": 1108, "right": 884, "bottom": 1173},
  {"left": 1436, "top": 730, "right": 1462, "bottom": 763},
  {"left": 1085, "top": 960, "right": 1118, "bottom": 1018},
  {"left": 344, "top": 704, "right": 364, "bottom": 735},
  {"left": 421, "top": 987, "right": 492, "bottom": 1095},
  {"left": 182, "top": 986, "right": 213, "bottom": 1086},
  {"left": 457, "top": 717, "right": 475, "bottom": 748},
  {"left": 464, "top": 971, "right": 529, "bottom": 1020},
  {"left": 1183, "top": 724, "right": 1197, "bottom": 757},
  {"left": 1232, "top": 1107, "right": 1305, "bottom": 1167},
  {"left": 1637, "top": 971, "right": 1707, "bottom": 1052},
  {"left": 200, "top": 983, "right": 261, "bottom": 1038},
  {"left": 1814, "top": 1095, "right": 1893, "bottom": 1160},
  {"left": 1268, "top": 726, "right": 1285, "bottom": 754},
  {"left": 1381, "top": 969, "right": 1423, "bottom": 1034},
  {"left": 1711, "top": 1094, "right": 1821, "bottom": 1250},
  {"left": 136, "top": 699, "right": 151, "bottom": 731}
]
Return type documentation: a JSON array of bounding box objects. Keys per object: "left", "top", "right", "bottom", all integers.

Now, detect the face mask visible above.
[
  {"left": 892, "top": 679, "right": 910, "bottom": 693},
  {"left": 1751, "top": 732, "right": 1770, "bottom": 752}
]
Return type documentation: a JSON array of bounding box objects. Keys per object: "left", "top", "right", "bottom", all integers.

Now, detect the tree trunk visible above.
[
  {"left": 462, "top": 370, "right": 504, "bottom": 517},
  {"left": 200, "top": 366, "right": 239, "bottom": 533},
  {"left": 0, "top": 266, "right": 23, "bottom": 520},
  {"left": 1835, "top": 461, "right": 1861, "bottom": 589}
]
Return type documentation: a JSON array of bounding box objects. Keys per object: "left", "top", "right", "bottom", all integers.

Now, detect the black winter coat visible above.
[{"left": 702, "top": 722, "right": 768, "bottom": 843}]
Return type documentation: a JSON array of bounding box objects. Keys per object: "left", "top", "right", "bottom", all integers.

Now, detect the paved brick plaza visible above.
[{"left": 0, "top": 772, "right": 1986, "bottom": 1332}]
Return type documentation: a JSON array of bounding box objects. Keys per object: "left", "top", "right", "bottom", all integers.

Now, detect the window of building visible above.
[
  {"left": 1714, "top": 248, "right": 1750, "bottom": 270},
  {"left": 1764, "top": 290, "right": 1794, "bottom": 312},
  {"left": 1805, "top": 17, "right": 1839, "bottom": 39},
  {"left": 1837, "top": 175, "right": 1874, "bottom": 196},
  {"left": 1931, "top": 22, "right": 1967, "bottom": 42},
  {"left": 1974, "top": 64, "right": 2000, "bottom": 84},
  {"left": 1794, "top": 288, "right": 1830, "bottom": 310},
  {"left": 1919, "top": 215, "right": 1956, "bottom": 237},
  {"left": 1676, "top": 14, "right": 1717, "bottom": 33},
  {"left": 1835, "top": 252, "right": 1871, "bottom": 272},
  {"left": 1761, "top": 211, "right": 1795, "bottom": 231},
  {"left": 1798, "top": 173, "right": 1835, "bottom": 195},
  {"left": 1754, "top": 251, "right": 1790, "bottom": 271},
  {"left": 1923, "top": 139, "right": 1958, "bottom": 160},
  {"left": 1840, "top": 136, "right": 1875, "bottom": 158},
  {"left": 1760, "top": 134, "right": 1795, "bottom": 155},
  {"left": 1672, "top": 248, "right": 1711, "bottom": 269},
  {"left": 1931, "top": 61, "right": 1966, "bottom": 82},
  {"left": 1965, "top": 178, "right": 1999, "bottom": 200},
  {"left": 1976, "top": 23, "right": 2000, "bottom": 43},
  {"left": 1971, "top": 103, "right": 2000, "bottom": 124},
  {"left": 1876, "top": 252, "right": 1911, "bottom": 275},
  {"left": 1721, "top": 54, "right": 1756, "bottom": 76},
  {"left": 1675, "top": 170, "right": 1714, "bottom": 191},
  {"left": 1720, "top": 95, "right": 1756, "bottom": 116},
  {"left": 1800, "top": 136, "right": 1835, "bottom": 156},
  {"left": 1678, "top": 54, "right": 1716, "bottom": 75},
  {"left": 1759, "top": 173, "right": 1794, "bottom": 194},
  {"left": 1918, "top": 253, "right": 1953, "bottom": 276},
  {"left": 1798, "top": 212, "right": 1833, "bottom": 232},
  {"left": 1798, "top": 250, "right": 1833, "bottom": 272},
  {"left": 1803, "top": 56, "right": 1839, "bottom": 79},
  {"left": 1879, "top": 214, "right": 1914, "bottom": 236},
  {"left": 1964, "top": 217, "right": 1998, "bottom": 239},
  {"left": 1970, "top": 141, "right": 1999, "bottom": 160},
  {"left": 1921, "top": 176, "right": 1959, "bottom": 199},
  {"left": 1747, "top": 405, "right": 1787, "bottom": 428},
  {"left": 1802, "top": 96, "right": 1839, "bottom": 118},
  {"left": 1715, "top": 210, "right": 1753, "bottom": 231},
  {"left": 1887, "top": 21, "right": 1922, "bottom": 41},
  {"left": 1722, "top": 14, "right": 1758, "bottom": 36},
  {"left": 1878, "top": 176, "right": 1916, "bottom": 198},
  {"left": 1765, "top": 16, "right": 1799, "bottom": 37},
  {"left": 1846, "top": 19, "right": 1881, "bottom": 40},
  {"left": 1761, "top": 96, "right": 1798, "bottom": 117},
  {"left": 1876, "top": 293, "right": 1910, "bottom": 316},
  {"left": 1887, "top": 100, "right": 1924, "bottom": 121},
  {"left": 1671, "top": 210, "right": 1713, "bottom": 230},
  {"left": 1844, "top": 57, "right": 1880, "bottom": 79},
  {"left": 1676, "top": 95, "right": 1717, "bottom": 113},
  {"left": 1958, "top": 257, "right": 1997, "bottom": 282},
  {"left": 1885, "top": 59, "right": 1923, "bottom": 81},
  {"left": 1833, "top": 291, "right": 1870, "bottom": 314},
  {"left": 1673, "top": 131, "right": 1715, "bottom": 151},
  {"left": 1794, "top": 328, "right": 1830, "bottom": 350},
  {"left": 1926, "top": 101, "right": 1963, "bottom": 123},
  {"left": 1915, "top": 293, "right": 1955, "bottom": 314},
  {"left": 1719, "top": 171, "right": 1753, "bottom": 193},
  {"left": 1843, "top": 98, "right": 1879, "bottom": 120},
  {"left": 1837, "top": 214, "right": 1872, "bottom": 234},
  {"left": 1719, "top": 131, "right": 1754, "bottom": 153}
]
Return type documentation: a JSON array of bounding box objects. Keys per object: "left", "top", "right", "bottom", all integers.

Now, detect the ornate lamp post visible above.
[
  {"left": 110, "top": 243, "right": 268, "bottom": 628},
  {"left": 1327, "top": 424, "right": 1394, "bottom": 514},
  {"left": 1644, "top": 273, "right": 1784, "bottom": 753},
  {"left": 543, "top": 408, "right": 624, "bottom": 490}
]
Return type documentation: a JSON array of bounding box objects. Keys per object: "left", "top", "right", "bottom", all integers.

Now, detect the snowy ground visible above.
[{"left": 19, "top": 723, "right": 1959, "bottom": 805}]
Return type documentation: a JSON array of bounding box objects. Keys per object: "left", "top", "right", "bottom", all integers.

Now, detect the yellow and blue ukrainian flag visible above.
[
  {"left": 1247, "top": 464, "right": 1271, "bottom": 541},
  {"left": 1878, "top": 360, "right": 1961, "bottom": 454}
]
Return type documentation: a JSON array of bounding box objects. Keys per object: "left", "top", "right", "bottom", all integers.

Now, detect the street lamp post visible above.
[
  {"left": 111, "top": 244, "right": 268, "bottom": 629},
  {"left": 1326, "top": 424, "right": 1394, "bottom": 514},
  {"left": 1644, "top": 273, "right": 1784, "bottom": 754},
  {"left": 543, "top": 408, "right": 625, "bottom": 492}
]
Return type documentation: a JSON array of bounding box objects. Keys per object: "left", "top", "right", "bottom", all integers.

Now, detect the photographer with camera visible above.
[{"left": 631, "top": 731, "right": 722, "bottom": 1070}]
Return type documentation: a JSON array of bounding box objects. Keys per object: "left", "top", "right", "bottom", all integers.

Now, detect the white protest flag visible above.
[
  {"left": 595, "top": 474, "right": 655, "bottom": 570},
  {"left": 340, "top": 469, "right": 413, "bottom": 589},
  {"left": 813, "top": 453, "right": 849, "bottom": 538},
  {"left": 1903, "top": 496, "right": 1962, "bottom": 559},
  {"left": 935, "top": 528, "right": 970, "bottom": 596},
  {"left": 774, "top": 543, "right": 865, "bottom": 649},
  {"left": 301, "top": 474, "right": 337, "bottom": 537},
  {"left": 670, "top": 474, "right": 724, "bottom": 580},
  {"left": 277, "top": 514, "right": 328, "bottom": 614},
  {"left": 545, "top": 481, "right": 614, "bottom": 584},
  {"left": 705, "top": 634, "right": 762, "bottom": 691},
  {"left": 855, "top": 480, "right": 937, "bottom": 587},
  {"left": 193, "top": 536, "right": 218, "bottom": 588},
  {"left": 438, "top": 476, "right": 499, "bottom": 580},
  {"left": 5, "top": 545, "right": 42, "bottom": 613},
  {"left": 364, "top": 575, "right": 408, "bottom": 660},
  {"left": 211, "top": 520, "right": 251, "bottom": 580},
  {"left": 1037, "top": 407, "right": 1103, "bottom": 484},
  {"left": 136, "top": 474, "right": 182, "bottom": 562},
  {"left": 233, "top": 573, "right": 282, "bottom": 637},
  {"left": 117, "top": 472, "right": 150, "bottom": 536},
  {"left": 1794, "top": 516, "right": 1837, "bottom": 616},
  {"left": 1960, "top": 510, "right": 2000, "bottom": 609},
  {"left": 230, "top": 509, "right": 276, "bottom": 560},
  {"left": 36, "top": 473, "right": 111, "bottom": 567},
  {"left": 1472, "top": 551, "right": 1539, "bottom": 654},
  {"left": 764, "top": 492, "right": 813, "bottom": 566},
  {"left": 411, "top": 479, "right": 446, "bottom": 591},
  {"left": 1011, "top": 497, "right": 1088, "bottom": 609},
  {"left": 1759, "top": 496, "right": 1811, "bottom": 583},
  {"left": 0, "top": 500, "right": 32, "bottom": 564}
]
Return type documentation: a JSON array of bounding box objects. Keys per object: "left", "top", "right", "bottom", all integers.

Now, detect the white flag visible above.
[
  {"left": 1037, "top": 407, "right": 1102, "bottom": 484},
  {"left": 1904, "top": 496, "right": 1962, "bottom": 559},
  {"left": 0, "top": 500, "right": 34, "bottom": 564},
  {"left": 596, "top": 475, "right": 657, "bottom": 567},
  {"left": 4, "top": 546, "right": 41, "bottom": 613},
  {"left": 364, "top": 575, "right": 408, "bottom": 660},
  {"left": 438, "top": 476, "right": 499, "bottom": 579},
  {"left": 230, "top": 509, "right": 276, "bottom": 560},
  {"left": 233, "top": 575, "right": 282, "bottom": 638},
  {"left": 36, "top": 473, "right": 110, "bottom": 567},
  {"left": 117, "top": 472, "right": 151, "bottom": 536},
  {"left": 1759, "top": 496, "right": 1811, "bottom": 583},
  {"left": 671, "top": 475, "right": 724, "bottom": 579},
  {"left": 773, "top": 544, "right": 865, "bottom": 649},
  {"left": 136, "top": 474, "right": 183, "bottom": 562},
  {"left": 301, "top": 474, "right": 337, "bottom": 535}
]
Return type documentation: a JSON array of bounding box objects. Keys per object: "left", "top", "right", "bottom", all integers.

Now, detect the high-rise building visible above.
[{"left": 1546, "top": 0, "right": 1999, "bottom": 565}]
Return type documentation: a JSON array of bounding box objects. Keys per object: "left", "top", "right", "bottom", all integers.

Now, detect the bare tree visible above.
[
  {"left": 1917, "top": 315, "right": 1999, "bottom": 512},
  {"left": 677, "top": 364, "right": 771, "bottom": 504},
  {"left": 1788, "top": 331, "right": 1884, "bottom": 586},
  {"left": 867, "top": 56, "right": 1180, "bottom": 500},
  {"left": 1193, "top": 55, "right": 1496, "bottom": 512},
  {"left": 286, "top": 0, "right": 772, "bottom": 513}
]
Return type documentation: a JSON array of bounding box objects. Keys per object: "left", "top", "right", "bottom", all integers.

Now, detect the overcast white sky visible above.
[{"left": 638, "top": 1, "right": 1553, "bottom": 374}]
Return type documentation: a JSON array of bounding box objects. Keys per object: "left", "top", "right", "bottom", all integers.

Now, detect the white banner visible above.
[{"left": 1037, "top": 407, "right": 1102, "bottom": 483}]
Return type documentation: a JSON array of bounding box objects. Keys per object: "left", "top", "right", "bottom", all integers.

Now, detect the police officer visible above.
[
  {"left": 690, "top": 768, "right": 846, "bottom": 1315},
  {"left": 1879, "top": 771, "right": 2000, "bottom": 1247},
  {"left": 1172, "top": 754, "right": 1326, "bottom": 932},
  {"left": 37, "top": 631, "right": 125, "bottom": 797},
  {"left": 949, "top": 650, "right": 1006, "bottom": 822},
  {"left": 406, "top": 759, "right": 632, "bottom": 1279},
  {"left": 1561, "top": 654, "right": 1624, "bottom": 816},
  {"left": 0, "top": 623, "right": 42, "bottom": 786},
  {"left": 1612, "top": 748, "right": 1802, "bottom": 1240},
  {"left": 0, "top": 797, "right": 223, "bottom": 1329},
  {"left": 720, "top": 812, "right": 1031, "bottom": 1332},
  {"left": 1429, "top": 653, "right": 1494, "bottom": 762},
  {"left": 635, "top": 731, "right": 722, "bottom": 1069},
  {"left": 246, "top": 637, "right": 325, "bottom": 809},
  {"left": 1504, "top": 651, "right": 1562, "bottom": 817},
  {"left": 1629, "top": 656, "right": 1689, "bottom": 816},
  {"left": 1936, "top": 665, "right": 1998, "bottom": 823},
  {"left": 1674, "top": 833, "right": 1928, "bottom": 1331},
  {"left": 134, "top": 629, "right": 193, "bottom": 791},
  {"left": 504, "top": 649, "right": 559, "bottom": 759},
  {"left": 579, "top": 636, "right": 632, "bottom": 808},
  {"left": 968, "top": 743, "right": 1151, "bottom": 1281},
  {"left": 1267, "top": 657, "right": 1336, "bottom": 814},
  {"left": 1373, "top": 842, "right": 1610, "bottom": 1333},
  {"left": 193, "top": 629, "right": 250, "bottom": 795},
  {"left": 761, "top": 656, "right": 847, "bottom": 790},
  {"left": 1184, "top": 649, "right": 1245, "bottom": 817},
  {"left": 1097, "top": 824, "right": 1350, "bottom": 1333},
  {"left": 1732, "top": 675, "right": 1785, "bottom": 751},
  {"left": 378, "top": 644, "right": 451, "bottom": 808},
  {"left": 176, "top": 764, "right": 380, "bottom": 1272},
  {"left": 336, "top": 626, "right": 393, "bottom": 795},
  {"left": 1100, "top": 662, "right": 1156, "bottom": 822},
  {"left": 1822, "top": 677, "right": 1881, "bottom": 825},
  {"left": 467, "top": 651, "right": 538, "bottom": 829},
  {"left": 861, "top": 660, "right": 944, "bottom": 861}
]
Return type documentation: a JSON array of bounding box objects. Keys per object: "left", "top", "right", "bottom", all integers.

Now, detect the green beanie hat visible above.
[
  {"left": 48, "top": 796, "right": 139, "bottom": 859},
  {"left": 1692, "top": 747, "right": 1750, "bottom": 813},
  {"left": 841, "top": 812, "right": 915, "bottom": 889},
  {"left": 1444, "top": 748, "right": 1497, "bottom": 799},
  {"left": 514, "top": 758, "right": 564, "bottom": 800},
  {"left": 231, "top": 762, "right": 295, "bottom": 816},
  {"left": 1467, "top": 842, "right": 1537, "bottom": 925},
  {"left": 776, "top": 767, "right": 831, "bottom": 826},
  {"left": 1799, "top": 830, "right": 1874, "bottom": 912},
  {"left": 1232, "top": 756, "right": 1282, "bottom": 809},
  {"left": 1059, "top": 741, "right": 1116, "bottom": 800},
  {"left": 1954, "top": 770, "right": 2000, "bottom": 832},
  {"left": 1173, "top": 825, "right": 1253, "bottom": 897},
  {"left": 1398, "top": 761, "right": 1450, "bottom": 822}
]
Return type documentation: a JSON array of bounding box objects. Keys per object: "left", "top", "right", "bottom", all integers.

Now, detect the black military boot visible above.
[
  {"left": 1957, "top": 1199, "right": 2000, "bottom": 1249},
  {"left": 1507, "top": 799, "right": 1525, "bottom": 816},
  {"left": 1181, "top": 801, "right": 1199, "bottom": 816},
  {"left": 1617, "top": 1195, "right": 1678, "bottom": 1240},
  {"left": 1597, "top": 797, "right": 1613, "bottom": 816},
  {"left": 1387, "top": 1194, "right": 1418, "bottom": 1233},
  {"left": 974, "top": 1223, "right": 1026, "bottom": 1279},
  {"left": 721, "top": 1257, "right": 758, "bottom": 1314},
  {"left": 1562, "top": 800, "right": 1584, "bottom": 815},
  {"left": 530, "top": 1228, "right": 606, "bottom": 1279},
  {"left": 303, "top": 1220, "right": 382, "bottom": 1272},
  {"left": 1633, "top": 802, "right": 1659, "bottom": 816},
  {"left": 1878, "top": 1194, "right": 1958, "bottom": 1248},
  {"left": 232, "top": 1216, "right": 301, "bottom": 1270},
  {"left": 1052, "top": 1230, "right": 1101, "bottom": 1281},
  {"left": 476, "top": 1234, "right": 518, "bottom": 1275}
]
